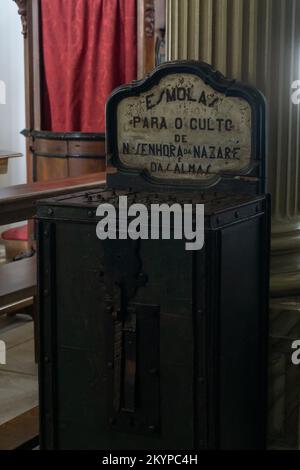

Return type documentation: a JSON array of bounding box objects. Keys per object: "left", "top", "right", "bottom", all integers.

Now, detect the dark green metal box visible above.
[{"left": 37, "top": 187, "right": 270, "bottom": 450}]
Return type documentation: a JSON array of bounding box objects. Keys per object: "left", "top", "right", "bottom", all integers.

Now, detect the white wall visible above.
[{"left": 0, "top": 0, "right": 26, "bottom": 188}]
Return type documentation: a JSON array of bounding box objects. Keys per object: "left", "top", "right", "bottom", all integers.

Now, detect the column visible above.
[
  {"left": 166, "top": 0, "right": 300, "bottom": 297},
  {"left": 166, "top": 0, "right": 300, "bottom": 448}
]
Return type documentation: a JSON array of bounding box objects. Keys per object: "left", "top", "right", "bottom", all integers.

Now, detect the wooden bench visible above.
[
  {"left": 0, "top": 256, "right": 37, "bottom": 357},
  {"left": 0, "top": 150, "right": 22, "bottom": 176},
  {"left": 0, "top": 172, "right": 105, "bottom": 225},
  {"left": 0, "top": 173, "right": 105, "bottom": 448},
  {"left": 0, "top": 406, "right": 39, "bottom": 450},
  {"left": 0, "top": 257, "right": 38, "bottom": 449},
  {"left": 0, "top": 257, "right": 36, "bottom": 310}
]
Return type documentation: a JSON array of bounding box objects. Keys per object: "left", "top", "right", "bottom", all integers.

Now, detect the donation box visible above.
[{"left": 37, "top": 61, "right": 270, "bottom": 449}]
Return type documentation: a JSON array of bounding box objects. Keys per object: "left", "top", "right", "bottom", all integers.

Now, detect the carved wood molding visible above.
[
  {"left": 13, "top": 0, "right": 28, "bottom": 37},
  {"left": 145, "top": 0, "right": 155, "bottom": 38}
]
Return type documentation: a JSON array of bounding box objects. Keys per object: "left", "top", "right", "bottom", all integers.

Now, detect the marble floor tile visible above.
[
  {"left": 0, "top": 370, "right": 38, "bottom": 426},
  {"left": 0, "top": 339, "right": 37, "bottom": 376},
  {"left": 0, "top": 320, "right": 33, "bottom": 350}
]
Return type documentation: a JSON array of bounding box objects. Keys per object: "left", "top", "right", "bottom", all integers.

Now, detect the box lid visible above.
[{"left": 36, "top": 186, "right": 266, "bottom": 230}]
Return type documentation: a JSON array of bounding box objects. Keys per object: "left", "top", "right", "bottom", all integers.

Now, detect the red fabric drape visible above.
[{"left": 40, "top": 0, "right": 137, "bottom": 132}]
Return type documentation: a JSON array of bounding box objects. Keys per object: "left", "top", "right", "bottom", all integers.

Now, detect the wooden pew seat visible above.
[
  {"left": 0, "top": 256, "right": 37, "bottom": 359},
  {"left": 0, "top": 257, "right": 38, "bottom": 449},
  {"left": 0, "top": 257, "right": 36, "bottom": 310}
]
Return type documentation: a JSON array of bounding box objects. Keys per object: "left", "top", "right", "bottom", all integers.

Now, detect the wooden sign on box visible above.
[{"left": 106, "top": 61, "right": 266, "bottom": 194}]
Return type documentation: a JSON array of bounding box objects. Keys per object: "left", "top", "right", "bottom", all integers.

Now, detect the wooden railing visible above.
[{"left": 0, "top": 172, "right": 105, "bottom": 449}]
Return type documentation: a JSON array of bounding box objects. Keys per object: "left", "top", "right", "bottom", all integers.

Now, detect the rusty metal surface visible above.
[{"left": 37, "top": 191, "right": 270, "bottom": 449}]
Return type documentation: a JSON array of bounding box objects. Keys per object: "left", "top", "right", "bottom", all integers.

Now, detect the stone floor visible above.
[{"left": 0, "top": 314, "right": 38, "bottom": 426}]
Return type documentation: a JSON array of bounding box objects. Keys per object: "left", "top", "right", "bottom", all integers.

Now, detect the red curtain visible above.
[{"left": 40, "top": 0, "right": 137, "bottom": 132}]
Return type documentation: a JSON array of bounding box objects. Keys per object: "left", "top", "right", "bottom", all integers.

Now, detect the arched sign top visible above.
[{"left": 106, "top": 61, "right": 266, "bottom": 194}]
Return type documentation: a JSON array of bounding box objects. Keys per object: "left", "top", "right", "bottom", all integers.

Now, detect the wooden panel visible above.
[
  {"left": 68, "top": 159, "right": 106, "bottom": 178},
  {"left": 0, "top": 297, "right": 34, "bottom": 317},
  {"left": 137, "top": 0, "right": 166, "bottom": 78},
  {"left": 0, "top": 406, "right": 39, "bottom": 450},
  {"left": 36, "top": 156, "right": 69, "bottom": 182},
  {"left": 34, "top": 138, "right": 69, "bottom": 181},
  {"left": 16, "top": 0, "right": 42, "bottom": 183},
  {"left": 28, "top": 132, "right": 106, "bottom": 182},
  {"left": 67, "top": 140, "right": 106, "bottom": 177},
  {"left": 0, "top": 172, "right": 106, "bottom": 225},
  {"left": 35, "top": 139, "right": 67, "bottom": 155},
  {"left": 68, "top": 140, "right": 106, "bottom": 157},
  {"left": 0, "top": 151, "right": 22, "bottom": 175}
]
